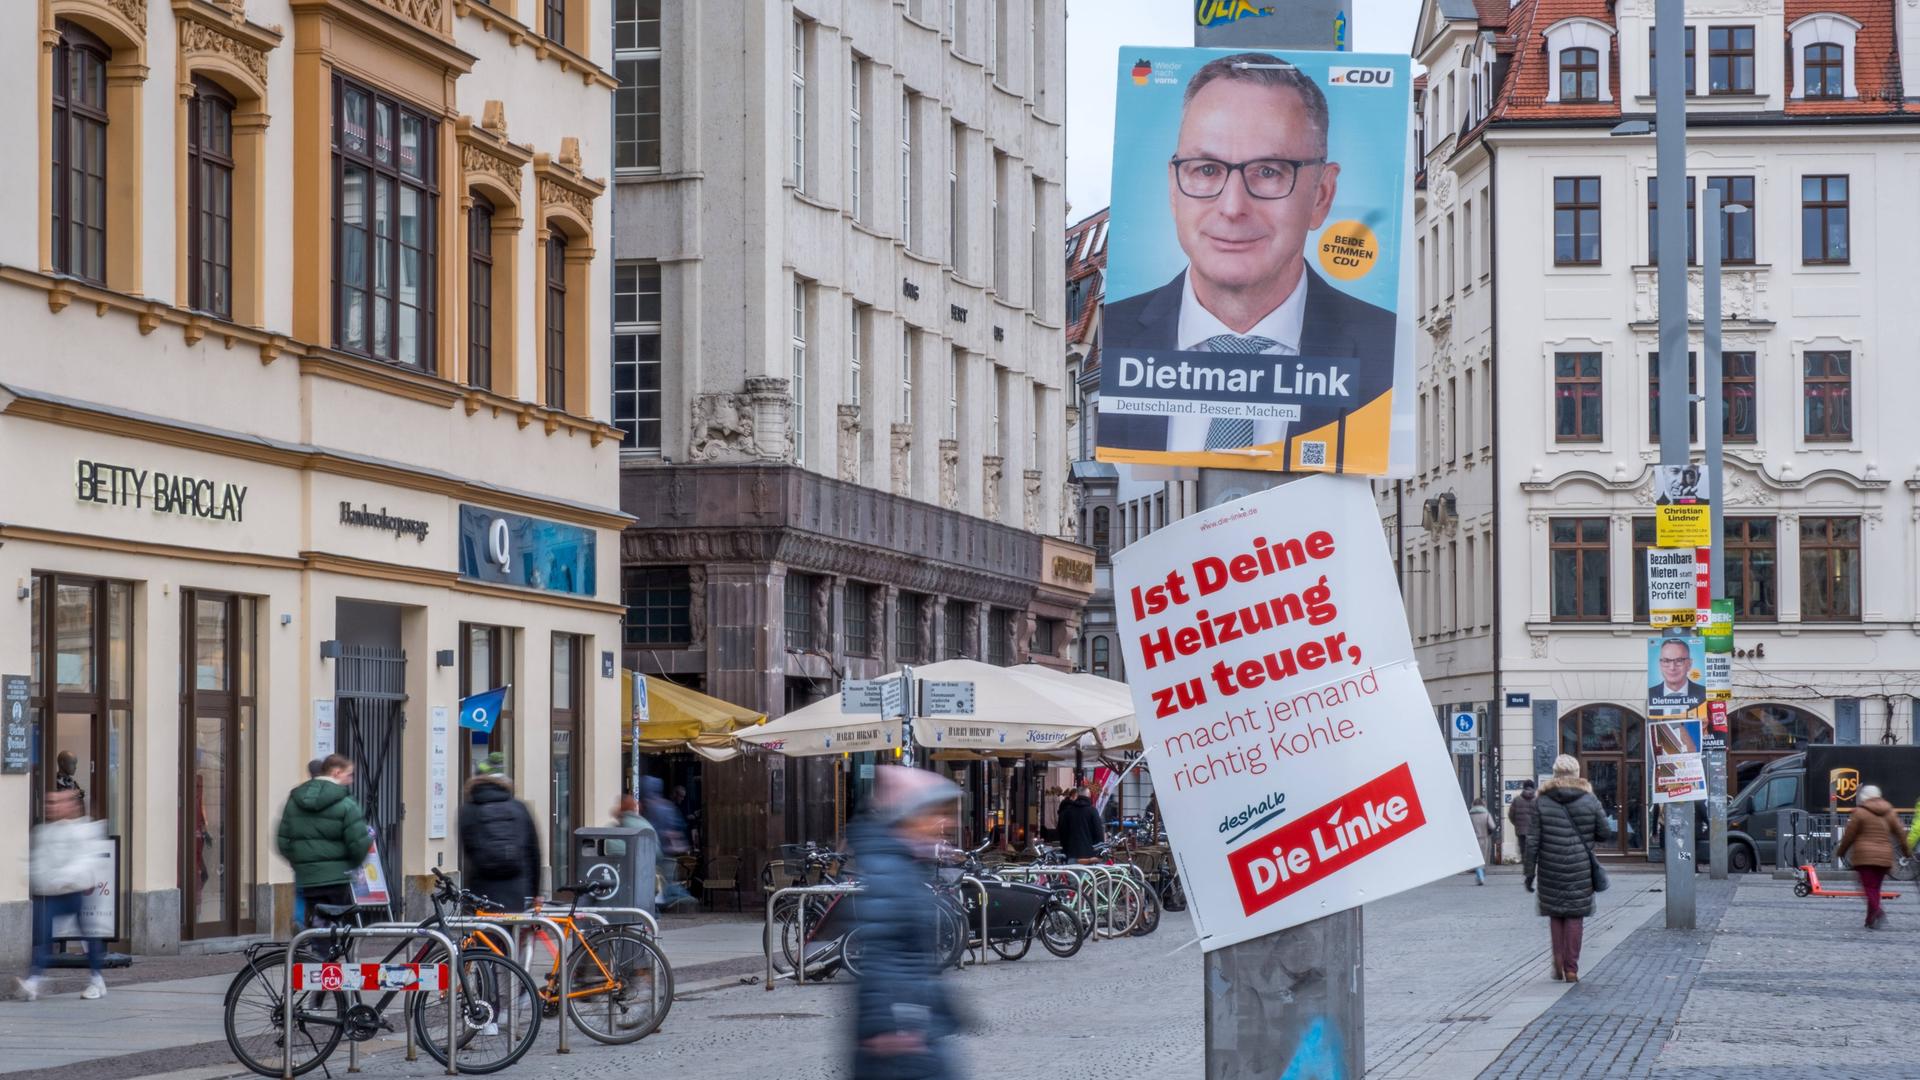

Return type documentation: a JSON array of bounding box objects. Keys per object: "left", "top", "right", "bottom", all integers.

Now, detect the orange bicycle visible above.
[{"left": 454, "top": 870, "right": 674, "bottom": 1044}]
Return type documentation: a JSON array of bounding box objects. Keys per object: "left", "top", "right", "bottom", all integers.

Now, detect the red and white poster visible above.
[{"left": 1112, "top": 476, "right": 1481, "bottom": 951}]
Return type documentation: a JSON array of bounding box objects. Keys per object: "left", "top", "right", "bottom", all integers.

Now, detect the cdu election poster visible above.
[
  {"left": 1111, "top": 478, "right": 1480, "bottom": 950},
  {"left": 1096, "top": 47, "right": 1415, "bottom": 476}
]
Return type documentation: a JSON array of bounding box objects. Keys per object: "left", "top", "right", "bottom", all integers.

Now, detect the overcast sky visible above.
[{"left": 1065, "top": 0, "right": 1423, "bottom": 222}]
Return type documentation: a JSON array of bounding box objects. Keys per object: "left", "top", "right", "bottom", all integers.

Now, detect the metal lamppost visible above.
[{"left": 1702, "top": 188, "right": 1748, "bottom": 880}]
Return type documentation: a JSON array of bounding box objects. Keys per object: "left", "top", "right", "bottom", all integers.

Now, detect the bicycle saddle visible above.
[{"left": 311, "top": 902, "right": 360, "bottom": 919}]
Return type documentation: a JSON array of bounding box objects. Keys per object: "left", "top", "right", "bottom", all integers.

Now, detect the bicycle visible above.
[
  {"left": 468, "top": 867, "right": 675, "bottom": 1045},
  {"left": 221, "top": 875, "right": 541, "bottom": 1077}
]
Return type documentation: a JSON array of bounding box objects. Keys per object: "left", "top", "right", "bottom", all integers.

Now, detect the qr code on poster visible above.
[{"left": 1298, "top": 441, "right": 1328, "bottom": 467}]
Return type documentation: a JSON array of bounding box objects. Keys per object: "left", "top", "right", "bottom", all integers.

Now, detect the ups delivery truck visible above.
[{"left": 1706, "top": 745, "right": 1920, "bottom": 872}]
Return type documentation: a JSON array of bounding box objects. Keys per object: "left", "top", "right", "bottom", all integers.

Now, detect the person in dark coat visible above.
[
  {"left": 850, "top": 767, "right": 964, "bottom": 1080},
  {"left": 1507, "top": 779, "right": 1541, "bottom": 892},
  {"left": 1534, "top": 755, "right": 1612, "bottom": 982},
  {"left": 458, "top": 761, "right": 543, "bottom": 913},
  {"left": 1057, "top": 785, "right": 1105, "bottom": 861}
]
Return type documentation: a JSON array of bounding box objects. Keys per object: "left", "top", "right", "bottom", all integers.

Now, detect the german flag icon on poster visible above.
[{"left": 1131, "top": 59, "right": 1152, "bottom": 85}]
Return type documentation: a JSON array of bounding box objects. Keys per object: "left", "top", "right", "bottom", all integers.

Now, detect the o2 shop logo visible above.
[{"left": 1226, "top": 763, "right": 1426, "bottom": 915}]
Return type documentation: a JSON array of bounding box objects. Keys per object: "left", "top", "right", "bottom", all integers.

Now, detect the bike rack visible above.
[
  {"left": 568, "top": 905, "right": 662, "bottom": 938},
  {"left": 764, "top": 883, "right": 865, "bottom": 990},
  {"left": 957, "top": 875, "right": 992, "bottom": 966},
  {"left": 465, "top": 912, "right": 573, "bottom": 1054},
  {"left": 360, "top": 920, "right": 515, "bottom": 1063},
  {"left": 992, "top": 864, "right": 1111, "bottom": 941},
  {"left": 280, "top": 925, "right": 460, "bottom": 1078}
]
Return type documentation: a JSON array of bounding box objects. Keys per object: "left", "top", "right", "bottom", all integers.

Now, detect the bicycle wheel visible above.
[
  {"left": 567, "top": 928, "right": 675, "bottom": 1045},
  {"left": 1094, "top": 879, "right": 1142, "bottom": 938},
  {"left": 412, "top": 951, "right": 542, "bottom": 1074},
  {"left": 936, "top": 904, "right": 968, "bottom": 970},
  {"left": 840, "top": 926, "right": 869, "bottom": 976},
  {"left": 1036, "top": 904, "right": 1084, "bottom": 959},
  {"left": 1131, "top": 880, "right": 1162, "bottom": 937},
  {"left": 223, "top": 951, "right": 345, "bottom": 1079},
  {"left": 989, "top": 928, "right": 1032, "bottom": 961}
]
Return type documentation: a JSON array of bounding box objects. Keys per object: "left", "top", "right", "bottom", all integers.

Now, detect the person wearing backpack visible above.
[{"left": 458, "top": 755, "right": 543, "bottom": 912}]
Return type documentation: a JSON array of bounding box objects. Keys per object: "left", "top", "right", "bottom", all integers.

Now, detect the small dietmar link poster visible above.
[{"left": 1112, "top": 477, "right": 1481, "bottom": 951}]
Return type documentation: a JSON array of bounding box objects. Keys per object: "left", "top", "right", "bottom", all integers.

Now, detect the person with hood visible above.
[
  {"left": 1508, "top": 779, "right": 1541, "bottom": 892},
  {"left": 641, "top": 776, "right": 696, "bottom": 909},
  {"left": 1535, "top": 755, "right": 1612, "bottom": 982},
  {"left": 1835, "top": 783, "right": 1909, "bottom": 929},
  {"left": 457, "top": 754, "right": 543, "bottom": 913},
  {"left": 276, "top": 754, "right": 371, "bottom": 919},
  {"left": 17, "top": 789, "right": 110, "bottom": 1001},
  {"left": 1468, "top": 799, "right": 1492, "bottom": 885},
  {"left": 1058, "top": 784, "right": 1105, "bottom": 861},
  {"left": 850, "top": 766, "right": 964, "bottom": 1080}
]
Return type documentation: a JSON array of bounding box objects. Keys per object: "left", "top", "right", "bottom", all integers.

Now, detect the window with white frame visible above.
[
  {"left": 614, "top": 0, "right": 662, "bottom": 170},
  {"left": 790, "top": 17, "right": 807, "bottom": 190},
  {"left": 992, "top": 150, "right": 1008, "bottom": 294},
  {"left": 849, "top": 56, "right": 864, "bottom": 219},
  {"left": 849, "top": 301, "right": 864, "bottom": 407},
  {"left": 1030, "top": 176, "right": 1044, "bottom": 311},
  {"left": 900, "top": 89, "right": 917, "bottom": 248},
  {"left": 1790, "top": 14, "right": 1860, "bottom": 100},
  {"left": 948, "top": 349, "right": 961, "bottom": 439},
  {"left": 949, "top": 121, "right": 963, "bottom": 273},
  {"left": 612, "top": 262, "right": 662, "bottom": 452},
  {"left": 791, "top": 279, "right": 808, "bottom": 463},
  {"left": 1543, "top": 19, "right": 1615, "bottom": 103},
  {"left": 900, "top": 324, "right": 914, "bottom": 425}
]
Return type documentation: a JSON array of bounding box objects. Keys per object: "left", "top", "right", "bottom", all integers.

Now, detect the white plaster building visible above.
[{"left": 1405, "top": 0, "right": 1920, "bottom": 862}]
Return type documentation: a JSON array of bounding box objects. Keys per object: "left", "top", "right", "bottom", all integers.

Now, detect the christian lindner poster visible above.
[
  {"left": 1112, "top": 478, "right": 1479, "bottom": 950},
  {"left": 1097, "top": 48, "right": 1414, "bottom": 476}
]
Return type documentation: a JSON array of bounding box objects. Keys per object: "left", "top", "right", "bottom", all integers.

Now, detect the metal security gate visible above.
[{"left": 336, "top": 646, "right": 407, "bottom": 897}]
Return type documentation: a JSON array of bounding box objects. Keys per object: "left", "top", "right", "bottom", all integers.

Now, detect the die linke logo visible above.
[
  {"left": 1226, "top": 763, "right": 1427, "bottom": 915},
  {"left": 1328, "top": 67, "right": 1396, "bottom": 87}
]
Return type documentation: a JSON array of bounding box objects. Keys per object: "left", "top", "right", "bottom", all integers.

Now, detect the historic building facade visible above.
[
  {"left": 0, "top": 0, "right": 624, "bottom": 955},
  {"left": 1405, "top": 0, "right": 1920, "bottom": 860},
  {"left": 613, "top": 3, "right": 1087, "bottom": 868}
]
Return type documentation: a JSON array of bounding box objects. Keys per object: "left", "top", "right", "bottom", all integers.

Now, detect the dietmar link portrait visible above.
[{"left": 1096, "top": 49, "right": 1410, "bottom": 475}]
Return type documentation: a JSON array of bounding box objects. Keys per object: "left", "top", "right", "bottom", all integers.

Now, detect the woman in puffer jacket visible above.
[{"left": 1534, "top": 754, "right": 1612, "bottom": 982}]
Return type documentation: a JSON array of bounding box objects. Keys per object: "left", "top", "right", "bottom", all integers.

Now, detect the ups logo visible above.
[{"left": 1831, "top": 767, "right": 1861, "bottom": 803}]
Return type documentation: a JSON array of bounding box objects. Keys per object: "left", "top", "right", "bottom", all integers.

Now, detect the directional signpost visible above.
[{"left": 919, "top": 680, "right": 976, "bottom": 716}]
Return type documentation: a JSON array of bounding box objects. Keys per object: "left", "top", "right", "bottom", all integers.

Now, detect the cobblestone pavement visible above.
[{"left": 78, "top": 868, "right": 1645, "bottom": 1080}]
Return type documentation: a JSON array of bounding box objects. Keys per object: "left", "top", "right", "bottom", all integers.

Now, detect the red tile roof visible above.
[
  {"left": 1473, "top": 0, "right": 1511, "bottom": 31},
  {"left": 1783, "top": 0, "right": 1906, "bottom": 114},
  {"left": 1488, "top": 0, "right": 1624, "bottom": 122},
  {"left": 1065, "top": 208, "right": 1107, "bottom": 349}
]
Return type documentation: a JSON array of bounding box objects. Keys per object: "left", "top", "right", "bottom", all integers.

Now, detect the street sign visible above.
[
  {"left": 840, "top": 677, "right": 907, "bottom": 719},
  {"left": 2, "top": 675, "right": 29, "bottom": 774},
  {"left": 1505, "top": 692, "right": 1530, "bottom": 709},
  {"left": 1451, "top": 711, "right": 1477, "bottom": 739},
  {"left": 1451, "top": 737, "right": 1477, "bottom": 755},
  {"left": 920, "top": 680, "right": 976, "bottom": 716}
]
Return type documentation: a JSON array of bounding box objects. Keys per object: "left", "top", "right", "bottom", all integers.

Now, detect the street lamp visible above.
[{"left": 1702, "top": 192, "right": 1748, "bottom": 882}]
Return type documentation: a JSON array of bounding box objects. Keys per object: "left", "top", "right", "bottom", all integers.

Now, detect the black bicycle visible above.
[{"left": 221, "top": 873, "right": 542, "bottom": 1076}]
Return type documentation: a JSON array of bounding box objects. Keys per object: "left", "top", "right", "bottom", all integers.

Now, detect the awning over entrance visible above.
[{"left": 621, "top": 672, "right": 767, "bottom": 760}]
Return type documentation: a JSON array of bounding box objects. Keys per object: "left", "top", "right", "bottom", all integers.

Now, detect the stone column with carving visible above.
[
  {"left": 1015, "top": 613, "right": 1035, "bottom": 665},
  {"left": 981, "top": 456, "right": 1003, "bottom": 521},
  {"left": 1023, "top": 469, "right": 1044, "bottom": 533},
  {"left": 890, "top": 424, "right": 913, "bottom": 497},
  {"left": 837, "top": 404, "right": 863, "bottom": 484},
  {"left": 962, "top": 604, "right": 981, "bottom": 661},
  {"left": 745, "top": 376, "right": 794, "bottom": 461},
  {"left": 871, "top": 585, "right": 892, "bottom": 666},
  {"left": 940, "top": 440, "right": 961, "bottom": 510}
]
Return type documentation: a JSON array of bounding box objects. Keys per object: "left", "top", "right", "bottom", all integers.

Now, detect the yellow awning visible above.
[{"left": 621, "top": 671, "right": 766, "bottom": 750}]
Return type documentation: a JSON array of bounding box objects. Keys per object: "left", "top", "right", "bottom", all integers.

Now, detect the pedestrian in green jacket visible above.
[{"left": 276, "top": 754, "right": 371, "bottom": 917}]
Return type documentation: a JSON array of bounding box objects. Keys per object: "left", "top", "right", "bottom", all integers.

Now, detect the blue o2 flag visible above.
[{"left": 460, "top": 686, "right": 508, "bottom": 734}]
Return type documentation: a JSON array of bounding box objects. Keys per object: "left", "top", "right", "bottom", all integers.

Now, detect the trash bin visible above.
[{"left": 574, "top": 825, "right": 657, "bottom": 919}]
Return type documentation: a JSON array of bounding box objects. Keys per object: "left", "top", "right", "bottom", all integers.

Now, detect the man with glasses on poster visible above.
[{"left": 1101, "top": 52, "right": 1398, "bottom": 459}]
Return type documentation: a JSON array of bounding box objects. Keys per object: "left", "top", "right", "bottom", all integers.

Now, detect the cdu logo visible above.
[{"left": 1328, "top": 67, "right": 1396, "bottom": 87}]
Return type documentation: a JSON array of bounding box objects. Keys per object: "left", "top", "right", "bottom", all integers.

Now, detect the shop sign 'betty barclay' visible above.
[{"left": 74, "top": 458, "right": 247, "bottom": 522}]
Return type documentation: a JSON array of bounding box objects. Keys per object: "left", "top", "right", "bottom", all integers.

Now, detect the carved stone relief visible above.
[
  {"left": 689, "top": 392, "right": 757, "bottom": 461},
  {"left": 890, "top": 424, "right": 913, "bottom": 497},
  {"left": 940, "top": 440, "right": 961, "bottom": 510},
  {"left": 538, "top": 176, "right": 594, "bottom": 225},
  {"left": 810, "top": 577, "right": 831, "bottom": 649},
  {"left": 463, "top": 142, "right": 523, "bottom": 197},
  {"left": 981, "top": 454, "right": 1003, "bottom": 519},
  {"left": 687, "top": 566, "right": 708, "bottom": 646},
  {"left": 837, "top": 404, "right": 862, "bottom": 485},
  {"left": 374, "top": 0, "right": 444, "bottom": 31},
  {"left": 1023, "top": 469, "right": 1043, "bottom": 533},
  {"left": 744, "top": 376, "right": 793, "bottom": 460},
  {"left": 178, "top": 20, "right": 268, "bottom": 85}
]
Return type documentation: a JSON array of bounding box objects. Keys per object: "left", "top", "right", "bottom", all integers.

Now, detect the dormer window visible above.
[
  {"left": 1790, "top": 14, "right": 1861, "bottom": 101},
  {"left": 1560, "top": 48, "right": 1600, "bottom": 101},
  {"left": 1543, "top": 19, "right": 1615, "bottom": 104}
]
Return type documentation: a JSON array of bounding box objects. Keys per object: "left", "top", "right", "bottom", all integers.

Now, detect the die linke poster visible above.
[{"left": 1112, "top": 477, "right": 1480, "bottom": 950}]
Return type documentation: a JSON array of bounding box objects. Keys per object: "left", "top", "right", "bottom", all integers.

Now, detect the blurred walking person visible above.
[
  {"left": 1508, "top": 779, "right": 1541, "bottom": 892},
  {"left": 641, "top": 776, "right": 697, "bottom": 910},
  {"left": 1835, "top": 784, "right": 1908, "bottom": 929},
  {"left": 850, "top": 766, "right": 965, "bottom": 1080},
  {"left": 1535, "top": 755, "right": 1612, "bottom": 982},
  {"left": 458, "top": 754, "right": 543, "bottom": 913},
  {"left": 17, "top": 789, "right": 110, "bottom": 1001},
  {"left": 1469, "top": 799, "right": 1492, "bottom": 885},
  {"left": 276, "top": 753, "right": 371, "bottom": 924}
]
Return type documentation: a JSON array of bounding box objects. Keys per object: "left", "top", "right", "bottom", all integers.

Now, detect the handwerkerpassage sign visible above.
[{"left": 1112, "top": 477, "right": 1481, "bottom": 951}]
